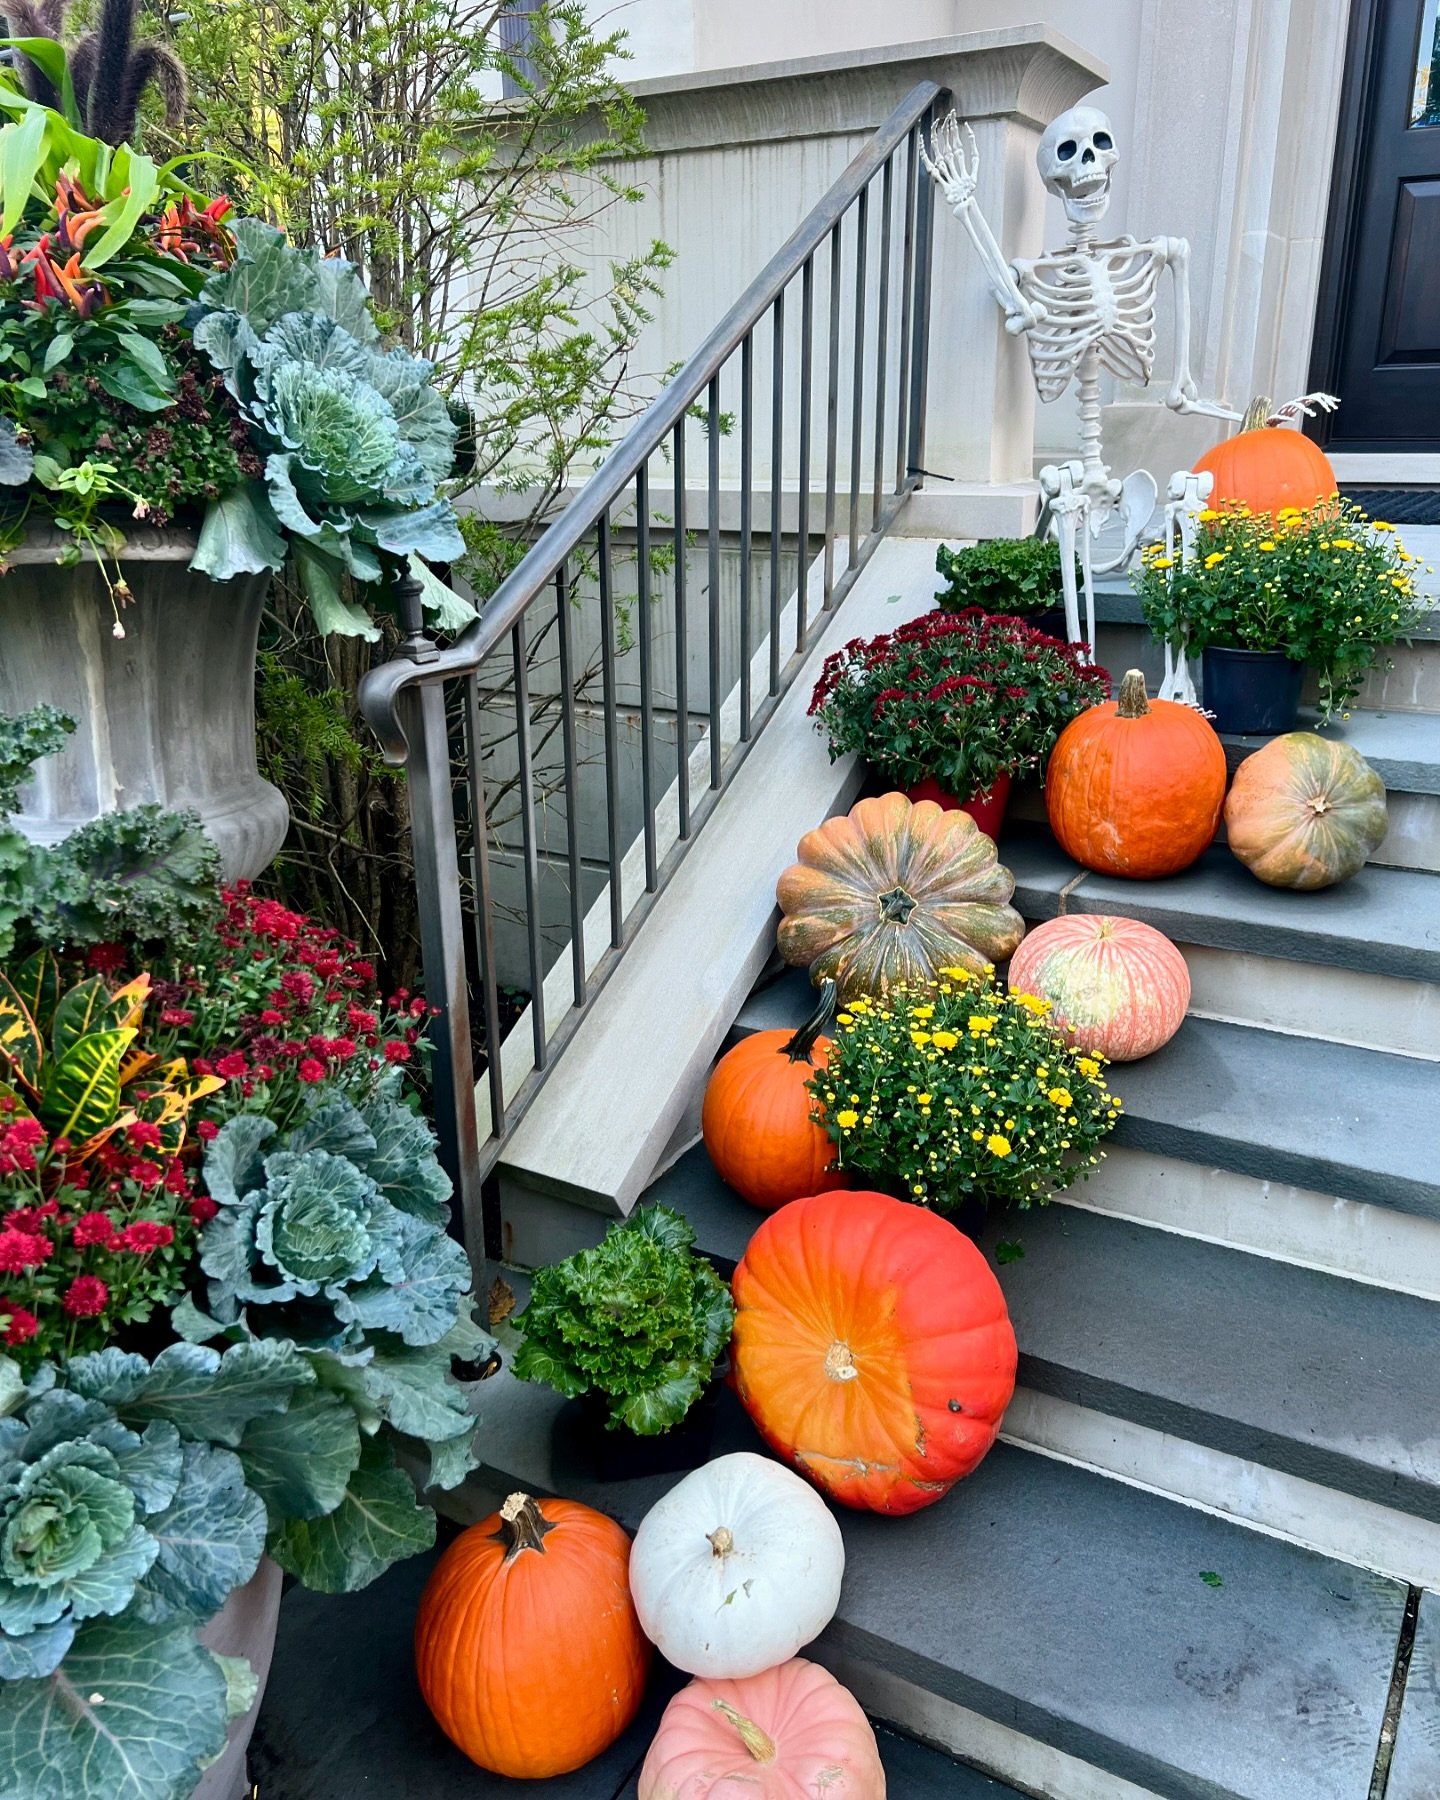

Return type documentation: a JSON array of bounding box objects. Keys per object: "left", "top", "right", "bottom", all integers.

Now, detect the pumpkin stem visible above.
[
  {"left": 1240, "top": 395, "right": 1273, "bottom": 433},
  {"left": 877, "top": 884, "right": 918, "bottom": 924},
  {"left": 783, "top": 978, "right": 837, "bottom": 1065},
  {"left": 711, "top": 1699, "right": 777, "bottom": 1763},
  {"left": 707, "top": 1526, "right": 735, "bottom": 1558},
  {"left": 1116, "top": 670, "right": 1152, "bottom": 719},
  {"left": 496, "top": 1492, "right": 555, "bottom": 1562}
]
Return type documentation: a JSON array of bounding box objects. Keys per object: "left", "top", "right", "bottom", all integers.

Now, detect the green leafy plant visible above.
[
  {"left": 811, "top": 967, "right": 1121, "bottom": 1212},
  {"left": 0, "top": 707, "right": 221, "bottom": 961},
  {"left": 1134, "top": 499, "right": 1426, "bottom": 721},
  {"left": 808, "top": 609, "right": 1110, "bottom": 799},
  {"left": 189, "top": 220, "right": 467, "bottom": 638},
  {"left": 512, "top": 1204, "right": 734, "bottom": 1436},
  {"left": 934, "top": 537, "right": 1063, "bottom": 616}
]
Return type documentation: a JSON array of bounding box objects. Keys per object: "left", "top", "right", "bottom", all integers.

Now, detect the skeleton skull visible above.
[{"left": 1037, "top": 107, "right": 1117, "bottom": 228}]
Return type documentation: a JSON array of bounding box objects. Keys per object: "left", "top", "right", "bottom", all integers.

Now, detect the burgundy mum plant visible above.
[{"left": 809, "top": 608, "right": 1110, "bottom": 800}]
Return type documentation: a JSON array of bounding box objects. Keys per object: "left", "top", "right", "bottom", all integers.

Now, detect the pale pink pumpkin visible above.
[
  {"left": 1007, "top": 913, "right": 1189, "bottom": 1062},
  {"left": 637, "top": 1659, "right": 885, "bottom": 1800}
]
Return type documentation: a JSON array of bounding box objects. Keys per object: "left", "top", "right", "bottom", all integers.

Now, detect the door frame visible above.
[{"left": 1308, "top": 0, "right": 1406, "bottom": 448}]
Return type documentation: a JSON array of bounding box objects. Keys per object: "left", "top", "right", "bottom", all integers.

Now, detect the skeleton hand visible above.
[{"left": 920, "top": 113, "right": 981, "bottom": 211}]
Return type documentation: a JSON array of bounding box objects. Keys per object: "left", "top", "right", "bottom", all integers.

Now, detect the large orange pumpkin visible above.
[
  {"left": 1193, "top": 398, "right": 1337, "bottom": 518},
  {"left": 731, "top": 1189, "right": 1017, "bottom": 1514},
  {"left": 1045, "top": 670, "right": 1227, "bottom": 879},
  {"left": 1007, "top": 913, "right": 1190, "bottom": 1061},
  {"left": 1224, "top": 732, "right": 1388, "bottom": 890},
  {"left": 776, "top": 792, "right": 1025, "bottom": 1004},
  {"left": 414, "top": 1491, "right": 651, "bottom": 1777},
  {"left": 702, "top": 980, "right": 850, "bottom": 1211}
]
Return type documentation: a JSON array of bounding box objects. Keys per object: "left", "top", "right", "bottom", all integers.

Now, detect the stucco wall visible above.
[{"left": 584, "top": 1, "right": 1352, "bottom": 482}]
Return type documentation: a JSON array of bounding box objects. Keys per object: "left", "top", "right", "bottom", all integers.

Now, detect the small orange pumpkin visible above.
[
  {"left": 414, "top": 1491, "right": 651, "bottom": 1777},
  {"left": 702, "top": 981, "right": 850, "bottom": 1211},
  {"left": 1193, "top": 397, "right": 1337, "bottom": 518},
  {"left": 731, "top": 1189, "right": 1017, "bottom": 1514},
  {"left": 1045, "top": 670, "right": 1227, "bottom": 879},
  {"left": 776, "top": 793, "right": 1025, "bottom": 1004},
  {"left": 1008, "top": 913, "right": 1190, "bottom": 1061},
  {"left": 1224, "top": 732, "right": 1388, "bottom": 890}
]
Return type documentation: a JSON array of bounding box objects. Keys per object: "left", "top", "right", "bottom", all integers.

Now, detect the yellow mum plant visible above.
[{"left": 809, "top": 967, "right": 1121, "bottom": 1212}]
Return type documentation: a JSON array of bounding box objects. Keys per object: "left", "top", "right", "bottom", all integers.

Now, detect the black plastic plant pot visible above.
[
  {"left": 1201, "top": 646, "right": 1305, "bottom": 735},
  {"left": 576, "top": 1386, "right": 718, "bottom": 1483},
  {"left": 1029, "top": 604, "right": 1070, "bottom": 642}
]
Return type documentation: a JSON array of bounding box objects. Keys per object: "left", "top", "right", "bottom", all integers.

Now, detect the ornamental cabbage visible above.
[
  {"left": 0, "top": 1368, "right": 266, "bottom": 1682},
  {"left": 189, "top": 219, "right": 472, "bottom": 640}
]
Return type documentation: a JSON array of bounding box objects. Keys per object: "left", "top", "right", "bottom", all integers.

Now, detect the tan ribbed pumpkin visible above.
[{"left": 776, "top": 792, "right": 1025, "bottom": 1004}]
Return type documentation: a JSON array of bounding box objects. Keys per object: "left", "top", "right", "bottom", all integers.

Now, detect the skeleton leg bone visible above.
[{"left": 1040, "top": 462, "right": 1094, "bottom": 659}]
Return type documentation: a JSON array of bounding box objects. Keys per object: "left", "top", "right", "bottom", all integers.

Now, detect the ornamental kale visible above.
[
  {"left": 934, "top": 536, "right": 1064, "bottom": 617},
  {"left": 0, "top": 1367, "right": 266, "bottom": 1682},
  {"left": 190, "top": 219, "right": 470, "bottom": 640},
  {"left": 513, "top": 1204, "right": 734, "bottom": 1436}
]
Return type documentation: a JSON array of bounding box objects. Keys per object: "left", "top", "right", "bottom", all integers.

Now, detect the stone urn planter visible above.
[
  {"left": 0, "top": 529, "right": 288, "bottom": 882},
  {"left": 194, "top": 1556, "right": 284, "bottom": 1800}
]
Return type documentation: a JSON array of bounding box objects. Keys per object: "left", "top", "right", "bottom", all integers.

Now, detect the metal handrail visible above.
[
  {"left": 359, "top": 78, "right": 942, "bottom": 760},
  {"left": 359, "top": 76, "right": 944, "bottom": 1270}
]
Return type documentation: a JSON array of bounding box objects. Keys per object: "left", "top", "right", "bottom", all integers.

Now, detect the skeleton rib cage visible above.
[{"left": 1015, "top": 237, "right": 1165, "bottom": 402}]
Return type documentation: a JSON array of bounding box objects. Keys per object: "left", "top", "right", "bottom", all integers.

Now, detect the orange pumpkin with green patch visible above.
[{"left": 1224, "top": 732, "right": 1387, "bottom": 890}]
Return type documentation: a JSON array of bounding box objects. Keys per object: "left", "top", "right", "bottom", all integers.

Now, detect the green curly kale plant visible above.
[
  {"left": 190, "top": 220, "right": 468, "bottom": 640},
  {"left": 0, "top": 706, "right": 220, "bottom": 959},
  {"left": 513, "top": 1204, "right": 734, "bottom": 1436},
  {"left": 934, "top": 536, "right": 1063, "bottom": 617}
]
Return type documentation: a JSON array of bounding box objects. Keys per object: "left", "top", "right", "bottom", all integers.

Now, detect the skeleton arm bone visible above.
[
  {"left": 1158, "top": 237, "right": 1242, "bottom": 420},
  {"left": 921, "top": 115, "right": 1047, "bottom": 335}
]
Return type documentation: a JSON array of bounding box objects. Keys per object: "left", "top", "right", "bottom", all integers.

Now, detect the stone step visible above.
[
  {"left": 249, "top": 1522, "right": 1016, "bottom": 1798},
  {"left": 1001, "top": 829, "right": 1440, "bottom": 1060},
  {"left": 453, "top": 1309, "right": 1412, "bottom": 1800},
  {"left": 980, "top": 1203, "right": 1440, "bottom": 1527}
]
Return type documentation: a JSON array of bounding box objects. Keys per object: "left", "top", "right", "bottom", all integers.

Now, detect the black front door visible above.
[{"left": 1315, "top": 0, "right": 1440, "bottom": 452}]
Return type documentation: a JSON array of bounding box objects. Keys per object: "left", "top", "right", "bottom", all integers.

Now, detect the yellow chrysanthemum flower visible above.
[
  {"left": 1048, "top": 1087, "right": 1074, "bottom": 1108},
  {"left": 835, "top": 1109, "right": 859, "bottom": 1129},
  {"left": 986, "top": 1133, "right": 1012, "bottom": 1158},
  {"left": 930, "top": 1030, "right": 959, "bottom": 1051}
]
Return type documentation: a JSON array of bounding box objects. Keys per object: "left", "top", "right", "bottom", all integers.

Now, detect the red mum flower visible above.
[
  {"left": 128, "top": 1160, "right": 164, "bottom": 1189},
  {"left": 195, "top": 1120, "right": 220, "bottom": 1142},
  {"left": 0, "top": 1229, "right": 53, "bottom": 1273},
  {"left": 72, "top": 1210, "right": 116, "bottom": 1247},
  {"left": 128, "top": 1120, "right": 164, "bottom": 1149},
  {"left": 382, "top": 1041, "right": 412, "bottom": 1064},
  {"left": 259, "top": 1010, "right": 286, "bottom": 1027},
  {"left": 85, "top": 943, "right": 127, "bottom": 973},
  {"left": 160, "top": 1007, "right": 196, "bottom": 1027},
  {"left": 114, "top": 1220, "right": 174, "bottom": 1254},
  {"left": 190, "top": 1195, "right": 219, "bottom": 1226},
  {"left": 297, "top": 1057, "right": 327, "bottom": 1083},
  {"left": 1, "top": 1303, "right": 39, "bottom": 1345},
  {"left": 63, "top": 1275, "right": 109, "bottom": 1317},
  {"left": 215, "top": 1053, "right": 249, "bottom": 1081}
]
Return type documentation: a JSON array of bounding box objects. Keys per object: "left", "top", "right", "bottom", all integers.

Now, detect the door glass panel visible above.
[{"left": 1413, "top": 0, "right": 1440, "bottom": 126}]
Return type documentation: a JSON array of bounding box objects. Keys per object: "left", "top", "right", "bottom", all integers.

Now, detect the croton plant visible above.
[{"left": 0, "top": 877, "right": 491, "bottom": 1798}]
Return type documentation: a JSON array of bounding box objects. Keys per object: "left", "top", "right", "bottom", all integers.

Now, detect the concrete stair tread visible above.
[
  {"left": 731, "top": 973, "right": 1440, "bottom": 1219},
  {"left": 250, "top": 1531, "right": 1008, "bottom": 1797},
  {"left": 979, "top": 1202, "right": 1440, "bottom": 1521},
  {"left": 1217, "top": 708, "right": 1440, "bottom": 794},
  {"left": 466, "top": 1307, "right": 1409, "bottom": 1800},
  {"left": 1000, "top": 829, "right": 1440, "bottom": 985}
]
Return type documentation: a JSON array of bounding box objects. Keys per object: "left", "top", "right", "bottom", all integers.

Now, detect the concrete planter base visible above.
[
  {"left": 194, "top": 1556, "right": 284, "bottom": 1800},
  {"left": 0, "top": 529, "right": 288, "bottom": 882}
]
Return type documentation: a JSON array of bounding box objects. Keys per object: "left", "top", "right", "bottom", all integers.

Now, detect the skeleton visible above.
[{"left": 921, "top": 106, "right": 1241, "bottom": 699}]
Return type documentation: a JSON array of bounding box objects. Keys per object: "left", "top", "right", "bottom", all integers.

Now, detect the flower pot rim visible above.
[
  {"left": 1201, "top": 643, "right": 1304, "bottom": 664},
  {"left": 3, "top": 523, "right": 205, "bottom": 566}
]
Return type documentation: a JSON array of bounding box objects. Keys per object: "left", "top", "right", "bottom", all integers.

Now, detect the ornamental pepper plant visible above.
[
  {"left": 1133, "top": 498, "right": 1426, "bottom": 721},
  {"left": 808, "top": 609, "right": 1110, "bottom": 800},
  {"left": 809, "top": 966, "right": 1121, "bottom": 1211}
]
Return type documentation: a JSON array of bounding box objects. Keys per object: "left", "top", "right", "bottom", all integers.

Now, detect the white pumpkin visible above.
[{"left": 629, "top": 1452, "right": 844, "bottom": 1679}]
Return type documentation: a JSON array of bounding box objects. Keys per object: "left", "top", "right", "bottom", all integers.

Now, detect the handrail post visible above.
[
  {"left": 393, "top": 573, "right": 488, "bottom": 1280},
  {"left": 906, "top": 98, "right": 941, "bottom": 485}
]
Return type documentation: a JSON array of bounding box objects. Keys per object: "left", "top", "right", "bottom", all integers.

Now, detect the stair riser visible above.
[
  {"left": 1063, "top": 1146, "right": 1440, "bottom": 1301},
  {"left": 1094, "top": 621, "right": 1440, "bottom": 715},
  {"left": 811, "top": 1652, "right": 1169, "bottom": 1800},
  {"left": 1010, "top": 784, "right": 1440, "bottom": 874},
  {"left": 1001, "top": 1390, "right": 1440, "bottom": 1592}
]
